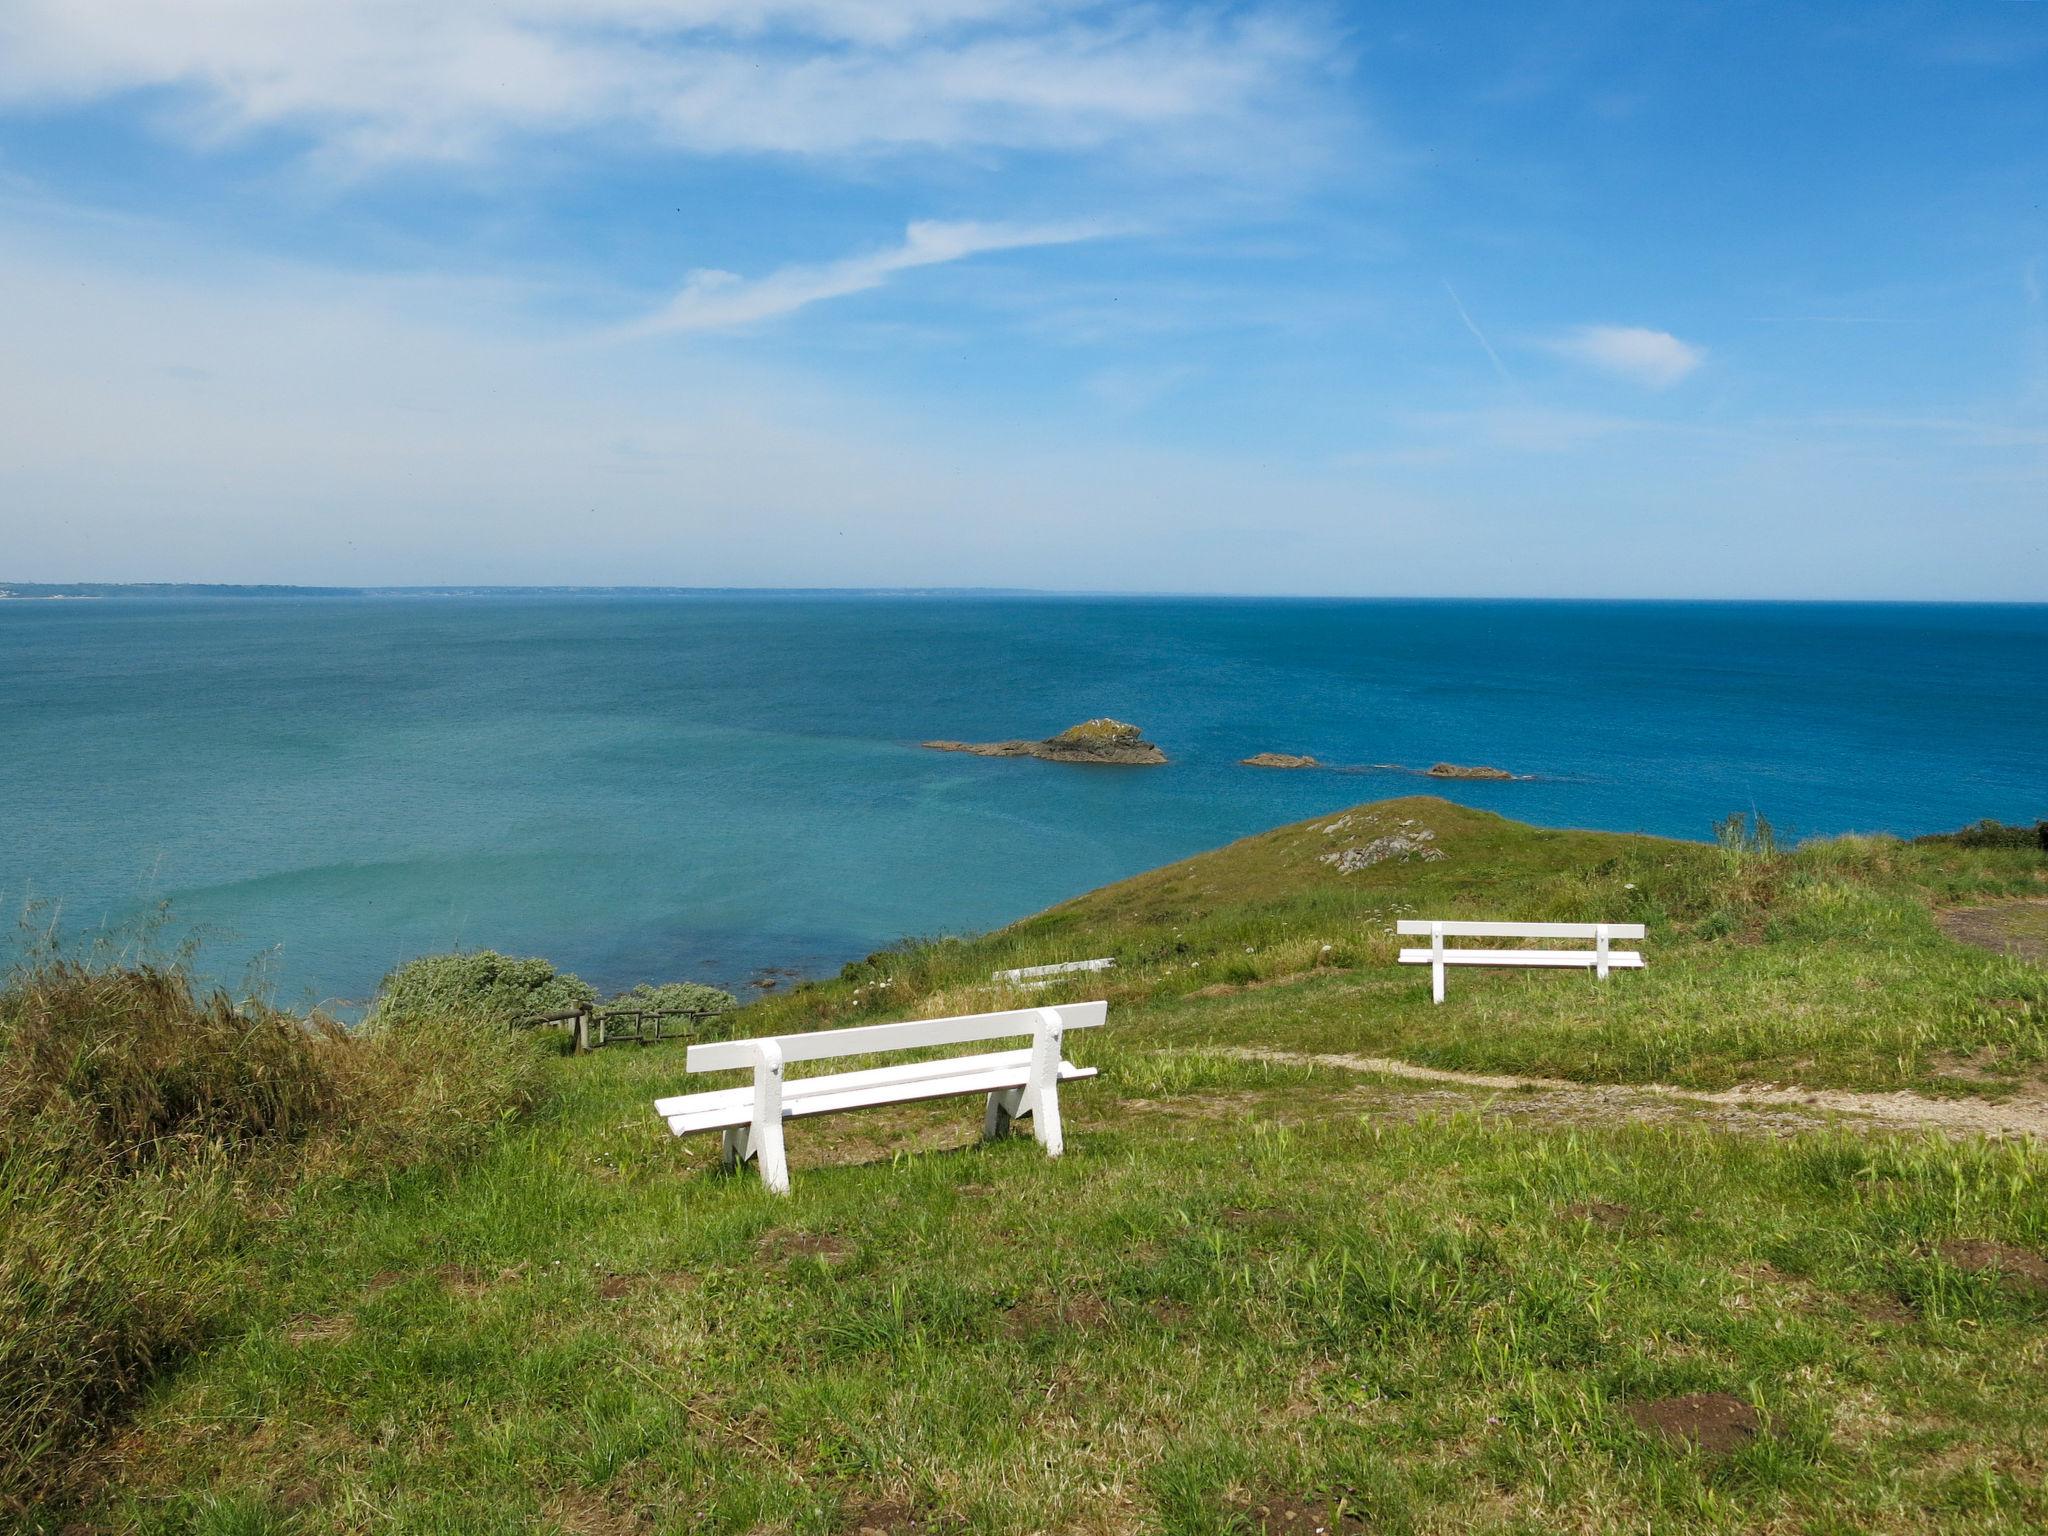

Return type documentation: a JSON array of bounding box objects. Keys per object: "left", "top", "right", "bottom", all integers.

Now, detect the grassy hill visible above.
[{"left": 16, "top": 798, "right": 2048, "bottom": 1534}]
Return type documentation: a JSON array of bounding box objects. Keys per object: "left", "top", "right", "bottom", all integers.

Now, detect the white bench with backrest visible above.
[
  {"left": 653, "top": 1002, "right": 1104, "bottom": 1194},
  {"left": 1397, "top": 920, "right": 1646, "bottom": 1003}
]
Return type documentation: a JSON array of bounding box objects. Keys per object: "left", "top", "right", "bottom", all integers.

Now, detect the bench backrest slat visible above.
[
  {"left": 685, "top": 1000, "right": 1106, "bottom": 1073},
  {"left": 1394, "top": 920, "right": 1645, "bottom": 940}
]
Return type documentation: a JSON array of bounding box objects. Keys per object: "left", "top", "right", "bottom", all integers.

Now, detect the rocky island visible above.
[
  {"left": 1427, "top": 762, "right": 1517, "bottom": 780},
  {"left": 923, "top": 718, "right": 1167, "bottom": 765},
  {"left": 1241, "top": 752, "right": 1319, "bottom": 768}
]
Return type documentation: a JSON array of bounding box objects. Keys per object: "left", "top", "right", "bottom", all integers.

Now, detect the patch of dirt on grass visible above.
[
  {"left": 1192, "top": 970, "right": 1324, "bottom": 999},
  {"left": 760, "top": 1232, "right": 853, "bottom": 1265},
  {"left": 364, "top": 1269, "right": 405, "bottom": 1295},
  {"left": 1563, "top": 1200, "right": 1634, "bottom": 1231},
  {"left": 1224, "top": 1492, "right": 1371, "bottom": 1534},
  {"left": 841, "top": 1499, "right": 965, "bottom": 1534},
  {"left": 434, "top": 1262, "right": 524, "bottom": 1297},
  {"left": 282, "top": 1315, "right": 353, "bottom": 1345},
  {"left": 1851, "top": 1293, "right": 1918, "bottom": 1328},
  {"left": 1145, "top": 1298, "right": 1195, "bottom": 1329},
  {"left": 1937, "top": 900, "right": 2048, "bottom": 964},
  {"left": 546, "top": 1487, "right": 651, "bottom": 1535},
  {"left": 597, "top": 1274, "right": 637, "bottom": 1300},
  {"left": 1624, "top": 1393, "right": 1760, "bottom": 1453},
  {"left": 1000, "top": 1294, "right": 1111, "bottom": 1338},
  {"left": 1939, "top": 1239, "right": 2048, "bottom": 1293}
]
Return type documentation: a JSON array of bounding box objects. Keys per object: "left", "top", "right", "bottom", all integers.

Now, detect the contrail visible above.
[{"left": 1443, "top": 278, "right": 1517, "bottom": 390}]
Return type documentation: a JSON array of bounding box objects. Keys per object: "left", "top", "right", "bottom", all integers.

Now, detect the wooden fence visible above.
[{"left": 519, "top": 1005, "right": 729, "bottom": 1055}]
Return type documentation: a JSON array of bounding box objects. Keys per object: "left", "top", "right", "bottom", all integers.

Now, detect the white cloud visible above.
[
  {"left": 639, "top": 218, "right": 1115, "bottom": 333},
  {"left": 1551, "top": 324, "right": 1704, "bottom": 388},
  {"left": 0, "top": 1, "right": 1339, "bottom": 173}
]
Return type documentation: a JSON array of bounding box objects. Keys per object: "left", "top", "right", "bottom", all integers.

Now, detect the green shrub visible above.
[
  {"left": 368, "top": 949, "right": 596, "bottom": 1028},
  {"left": 0, "top": 960, "right": 549, "bottom": 1509},
  {"left": 1912, "top": 818, "right": 2048, "bottom": 852},
  {"left": 0, "top": 962, "right": 340, "bottom": 1170}
]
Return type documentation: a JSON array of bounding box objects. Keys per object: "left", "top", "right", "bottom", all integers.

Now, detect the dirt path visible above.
[
  {"left": 1219, "top": 1048, "right": 2048, "bottom": 1140},
  {"left": 1937, "top": 898, "right": 2048, "bottom": 964}
]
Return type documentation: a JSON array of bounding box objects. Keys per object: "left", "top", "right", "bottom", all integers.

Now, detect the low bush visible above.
[
  {"left": 0, "top": 960, "right": 547, "bottom": 1510},
  {"left": 1912, "top": 818, "right": 2048, "bottom": 852},
  {"left": 367, "top": 949, "right": 596, "bottom": 1028}
]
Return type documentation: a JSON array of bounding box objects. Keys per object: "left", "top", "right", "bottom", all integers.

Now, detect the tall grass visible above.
[{"left": 0, "top": 960, "right": 547, "bottom": 1511}]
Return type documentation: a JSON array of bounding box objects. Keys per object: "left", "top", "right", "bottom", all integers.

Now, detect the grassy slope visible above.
[{"left": 42, "top": 798, "right": 2048, "bottom": 1535}]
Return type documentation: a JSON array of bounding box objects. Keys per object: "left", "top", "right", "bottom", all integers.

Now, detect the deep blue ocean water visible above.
[{"left": 2, "top": 595, "right": 2042, "bottom": 1010}]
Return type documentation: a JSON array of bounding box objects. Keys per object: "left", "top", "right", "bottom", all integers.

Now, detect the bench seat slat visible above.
[
  {"left": 686, "top": 999, "right": 1106, "bottom": 1073},
  {"left": 663, "top": 1060, "right": 1096, "bottom": 1136},
  {"left": 1395, "top": 920, "right": 1646, "bottom": 940},
  {"left": 655, "top": 1048, "right": 1033, "bottom": 1118},
  {"left": 1398, "top": 947, "right": 1645, "bottom": 969}
]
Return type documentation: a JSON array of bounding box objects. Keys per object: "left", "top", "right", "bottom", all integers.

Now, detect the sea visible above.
[{"left": 2, "top": 594, "right": 2042, "bottom": 1011}]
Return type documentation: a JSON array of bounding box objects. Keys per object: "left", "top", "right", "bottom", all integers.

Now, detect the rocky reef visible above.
[
  {"left": 924, "top": 718, "right": 1167, "bottom": 765},
  {"left": 1241, "top": 752, "right": 1319, "bottom": 768},
  {"left": 1426, "top": 762, "right": 1516, "bottom": 780}
]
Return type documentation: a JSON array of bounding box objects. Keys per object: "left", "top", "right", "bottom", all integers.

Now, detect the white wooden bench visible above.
[
  {"left": 1397, "top": 920, "right": 1645, "bottom": 1003},
  {"left": 991, "top": 957, "right": 1114, "bottom": 987},
  {"left": 653, "top": 1002, "right": 1104, "bottom": 1194}
]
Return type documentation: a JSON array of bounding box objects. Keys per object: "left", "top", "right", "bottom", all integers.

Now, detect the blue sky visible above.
[{"left": 0, "top": 1, "right": 2043, "bottom": 597}]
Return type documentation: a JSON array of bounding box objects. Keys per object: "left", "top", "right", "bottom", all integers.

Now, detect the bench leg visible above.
[
  {"left": 721, "top": 1126, "right": 752, "bottom": 1171},
  {"left": 752, "top": 1119, "right": 790, "bottom": 1195},
  {"left": 1027, "top": 1010, "right": 1066, "bottom": 1158},
  {"left": 750, "top": 1043, "right": 791, "bottom": 1195},
  {"left": 983, "top": 1086, "right": 1023, "bottom": 1141}
]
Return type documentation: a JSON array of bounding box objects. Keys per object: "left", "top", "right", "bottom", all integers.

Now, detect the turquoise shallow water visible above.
[{"left": 2, "top": 594, "right": 2043, "bottom": 1009}]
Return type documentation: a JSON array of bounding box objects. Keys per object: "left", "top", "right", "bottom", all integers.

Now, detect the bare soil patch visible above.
[
  {"left": 1624, "top": 1392, "right": 1760, "bottom": 1453},
  {"left": 596, "top": 1274, "right": 636, "bottom": 1301},
  {"left": 1563, "top": 1200, "right": 1634, "bottom": 1231},
  {"left": 841, "top": 1499, "right": 966, "bottom": 1534},
  {"left": 282, "top": 1315, "right": 353, "bottom": 1345},
  {"left": 1851, "top": 1293, "right": 1918, "bottom": 1328},
  {"left": 1937, "top": 900, "right": 2048, "bottom": 964},
  {"left": 1000, "top": 1294, "right": 1110, "bottom": 1339},
  {"left": 1146, "top": 1298, "right": 1196, "bottom": 1329},
  {"left": 547, "top": 1487, "right": 651, "bottom": 1535},
  {"left": 1225, "top": 1492, "right": 1371, "bottom": 1534},
  {"left": 365, "top": 1269, "right": 405, "bottom": 1295},
  {"left": 434, "top": 1261, "right": 524, "bottom": 1297},
  {"left": 760, "top": 1232, "right": 853, "bottom": 1265},
  {"left": 1192, "top": 971, "right": 1325, "bottom": 999},
  {"left": 1939, "top": 1239, "right": 2048, "bottom": 1294}
]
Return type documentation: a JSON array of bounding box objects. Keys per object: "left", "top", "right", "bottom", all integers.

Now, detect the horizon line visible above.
[{"left": 2, "top": 582, "right": 2045, "bottom": 607}]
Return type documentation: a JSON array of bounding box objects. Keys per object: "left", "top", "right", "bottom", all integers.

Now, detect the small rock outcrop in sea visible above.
[
  {"left": 923, "top": 718, "right": 1167, "bottom": 765},
  {"left": 1427, "top": 762, "right": 1516, "bottom": 780},
  {"left": 1241, "top": 752, "right": 1319, "bottom": 769}
]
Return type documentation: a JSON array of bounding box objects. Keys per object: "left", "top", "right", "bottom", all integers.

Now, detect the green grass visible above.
[{"left": 19, "top": 797, "right": 2048, "bottom": 1533}]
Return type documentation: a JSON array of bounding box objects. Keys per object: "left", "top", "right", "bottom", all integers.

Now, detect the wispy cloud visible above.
[
  {"left": 1551, "top": 324, "right": 1703, "bottom": 388},
  {"left": 636, "top": 218, "right": 1118, "bottom": 334},
  {"left": 0, "top": 1, "right": 1343, "bottom": 176},
  {"left": 1442, "top": 279, "right": 1517, "bottom": 390}
]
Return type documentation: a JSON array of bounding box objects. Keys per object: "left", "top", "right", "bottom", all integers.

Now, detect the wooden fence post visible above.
[{"left": 572, "top": 1010, "right": 590, "bottom": 1055}]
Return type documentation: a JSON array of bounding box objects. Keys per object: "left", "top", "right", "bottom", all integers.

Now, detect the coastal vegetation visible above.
[
  {"left": 0, "top": 963, "right": 549, "bottom": 1510},
  {"left": 11, "top": 798, "right": 2048, "bottom": 1531}
]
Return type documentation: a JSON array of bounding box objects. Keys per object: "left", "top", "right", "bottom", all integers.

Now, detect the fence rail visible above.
[{"left": 517, "top": 1005, "right": 729, "bottom": 1054}]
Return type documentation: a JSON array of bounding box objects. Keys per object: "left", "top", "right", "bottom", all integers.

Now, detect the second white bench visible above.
[
  {"left": 1398, "top": 920, "right": 1645, "bottom": 1003},
  {"left": 654, "top": 1001, "right": 1104, "bottom": 1194}
]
